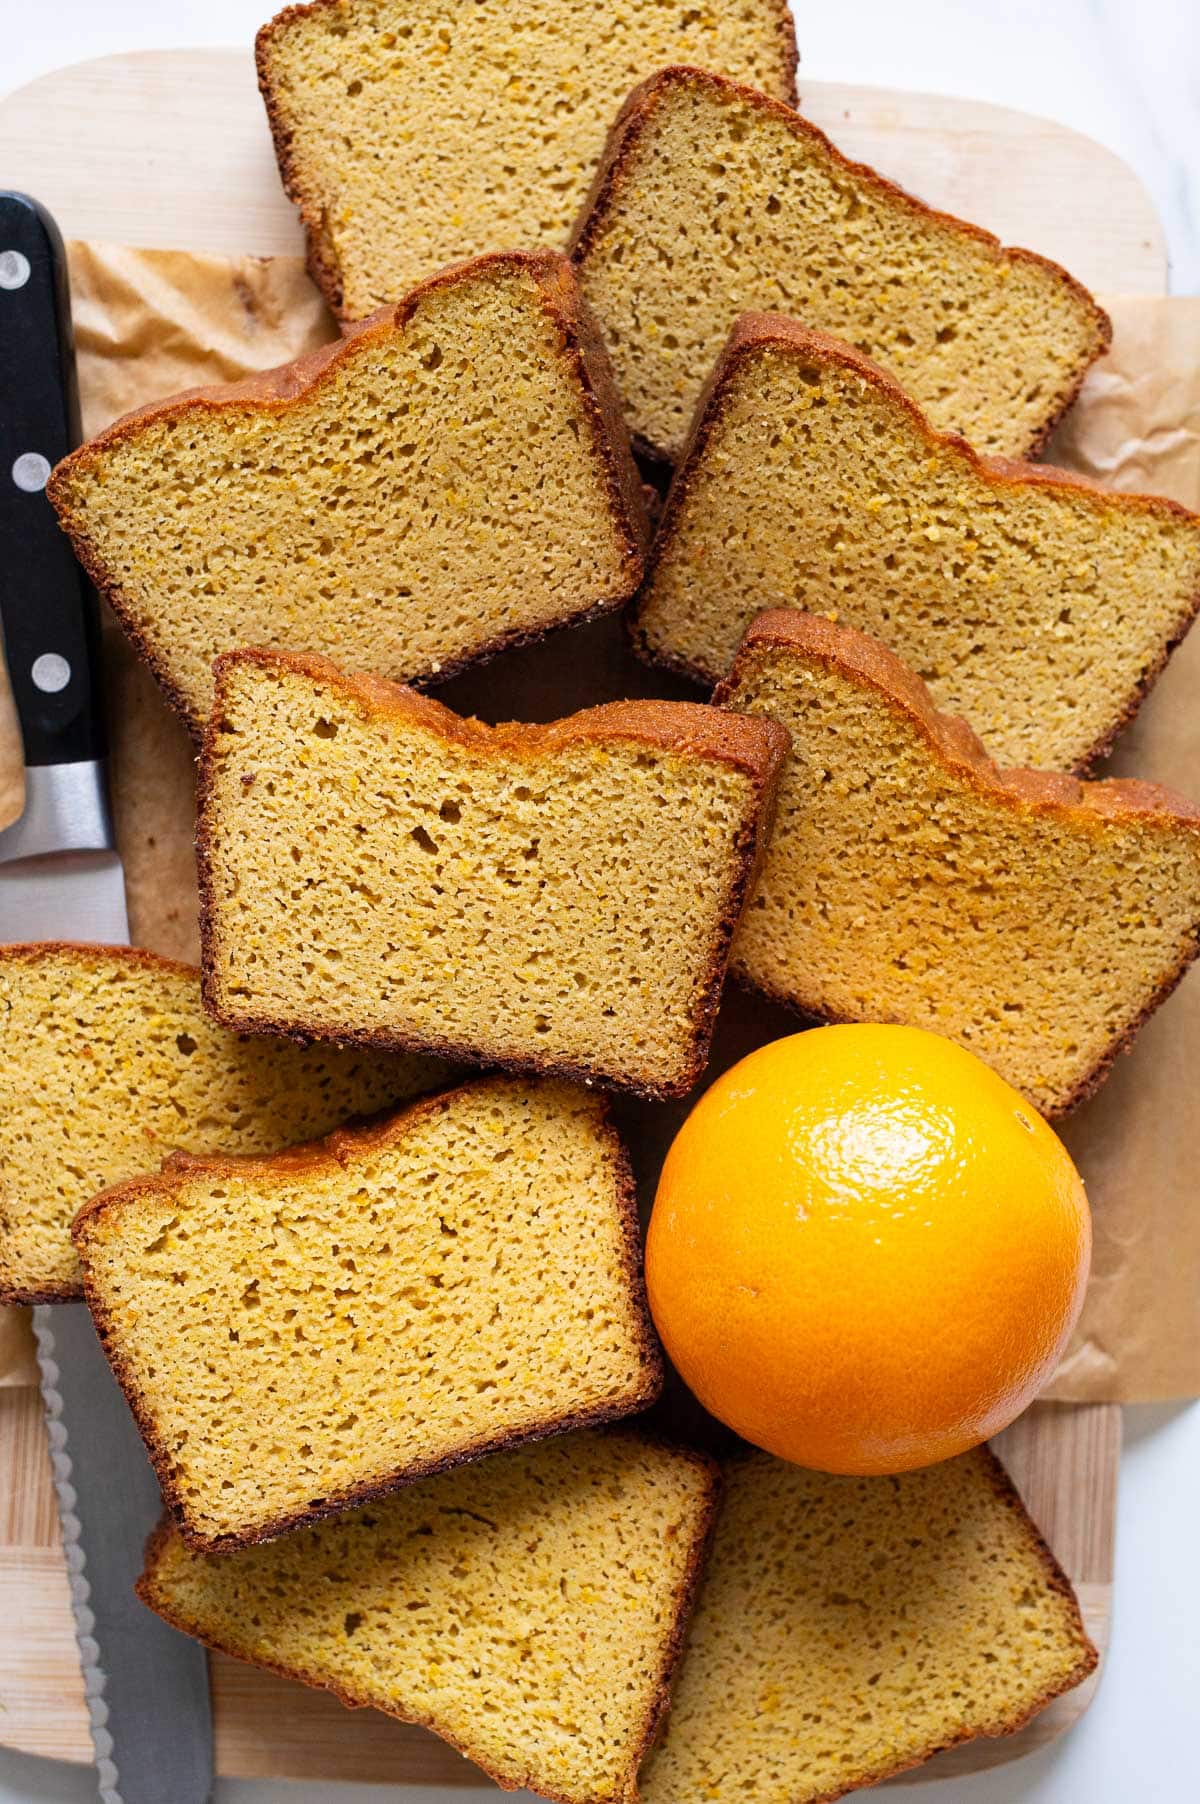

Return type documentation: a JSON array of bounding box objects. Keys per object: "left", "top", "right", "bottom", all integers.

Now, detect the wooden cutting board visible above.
[{"left": 0, "top": 45, "right": 1146, "bottom": 1788}]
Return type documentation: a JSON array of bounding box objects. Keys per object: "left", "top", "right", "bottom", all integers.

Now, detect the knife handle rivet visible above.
[
  {"left": 31, "top": 652, "right": 71, "bottom": 694},
  {"left": 12, "top": 450, "right": 51, "bottom": 492},
  {"left": 0, "top": 248, "right": 31, "bottom": 290}
]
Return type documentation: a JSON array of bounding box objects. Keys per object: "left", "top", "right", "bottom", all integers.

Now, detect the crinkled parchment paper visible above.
[
  {"left": 1043, "top": 297, "right": 1200, "bottom": 1402},
  {"left": 1, "top": 261, "right": 1198, "bottom": 1399}
]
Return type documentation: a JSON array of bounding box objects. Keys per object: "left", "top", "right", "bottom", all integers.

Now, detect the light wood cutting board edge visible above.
[
  {"left": 0, "top": 48, "right": 1168, "bottom": 290},
  {"left": 0, "top": 41, "right": 1142, "bottom": 1790}
]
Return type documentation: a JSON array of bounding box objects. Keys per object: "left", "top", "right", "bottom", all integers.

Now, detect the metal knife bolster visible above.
[
  {"left": 0, "top": 758, "right": 115, "bottom": 862},
  {"left": 0, "top": 756, "right": 129, "bottom": 947}
]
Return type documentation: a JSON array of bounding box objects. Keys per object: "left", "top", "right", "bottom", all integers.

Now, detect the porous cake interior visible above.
[
  {"left": 203, "top": 660, "right": 765, "bottom": 1094},
  {"left": 79, "top": 1080, "right": 659, "bottom": 1547},
  {"left": 0, "top": 948, "right": 440, "bottom": 1299},
  {"left": 260, "top": 0, "right": 796, "bottom": 315},
  {"left": 141, "top": 1430, "right": 716, "bottom": 1801},
  {"left": 723, "top": 639, "right": 1200, "bottom": 1116},
  {"left": 576, "top": 73, "right": 1107, "bottom": 460},
  {"left": 640, "top": 1450, "right": 1095, "bottom": 1804},
  {"left": 641, "top": 342, "right": 1200, "bottom": 770},
  {"left": 53, "top": 262, "right": 639, "bottom": 726}
]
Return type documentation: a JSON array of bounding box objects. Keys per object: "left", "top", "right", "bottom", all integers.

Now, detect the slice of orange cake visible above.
[
  {"left": 571, "top": 67, "right": 1109, "bottom": 462},
  {"left": 139, "top": 1428, "right": 719, "bottom": 1801},
  {"left": 714, "top": 612, "right": 1200, "bottom": 1116},
  {"left": 49, "top": 251, "right": 647, "bottom": 731},
  {"left": 76, "top": 1077, "right": 661, "bottom": 1549},
  {"left": 634, "top": 316, "right": 1200, "bottom": 772},
  {"left": 197, "top": 648, "right": 788, "bottom": 1099},
  {"left": 640, "top": 1447, "right": 1096, "bottom": 1803}
]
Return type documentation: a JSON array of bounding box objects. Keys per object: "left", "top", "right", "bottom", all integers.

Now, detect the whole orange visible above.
[{"left": 646, "top": 1024, "right": 1090, "bottom": 1474}]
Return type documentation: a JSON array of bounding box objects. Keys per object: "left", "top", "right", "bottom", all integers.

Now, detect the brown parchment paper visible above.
[
  {"left": 1, "top": 263, "right": 1198, "bottom": 1402},
  {"left": 1043, "top": 297, "right": 1200, "bottom": 1402}
]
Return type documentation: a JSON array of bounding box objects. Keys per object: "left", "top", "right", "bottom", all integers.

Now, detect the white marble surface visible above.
[
  {"left": 2, "top": 3, "right": 1199, "bottom": 1802},
  {"left": 801, "top": 0, "right": 1200, "bottom": 293}
]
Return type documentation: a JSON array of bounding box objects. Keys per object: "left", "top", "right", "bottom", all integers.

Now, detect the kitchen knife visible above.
[{"left": 0, "top": 193, "right": 213, "bottom": 1804}]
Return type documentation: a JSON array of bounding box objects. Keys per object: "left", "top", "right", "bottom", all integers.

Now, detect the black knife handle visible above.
[{"left": 0, "top": 193, "right": 104, "bottom": 768}]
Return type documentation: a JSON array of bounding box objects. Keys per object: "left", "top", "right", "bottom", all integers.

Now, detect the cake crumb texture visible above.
[
  {"left": 572, "top": 67, "right": 1110, "bottom": 462},
  {"left": 0, "top": 943, "right": 445, "bottom": 1303},
  {"left": 48, "top": 252, "right": 646, "bottom": 730},
  {"left": 637, "top": 320, "right": 1200, "bottom": 772},
  {"left": 139, "top": 1427, "right": 719, "bottom": 1804},
  {"left": 76, "top": 1076, "right": 661, "bottom": 1549},
  {"left": 198, "top": 648, "right": 788, "bottom": 1098},
  {"left": 716, "top": 612, "right": 1200, "bottom": 1118},
  {"left": 640, "top": 1447, "right": 1097, "bottom": 1804},
  {"left": 256, "top": 0, "right": 798, "bottom": 317}
]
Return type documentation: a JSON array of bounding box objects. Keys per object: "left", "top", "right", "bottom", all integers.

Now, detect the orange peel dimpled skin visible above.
[{"left": 645, "top": 1024, "right": 1091, "bottom": 1475}]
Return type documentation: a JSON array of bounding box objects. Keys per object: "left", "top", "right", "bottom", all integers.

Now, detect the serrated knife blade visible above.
[{"left": 0, "top": 192, "right": 213, "bottom": 1804}]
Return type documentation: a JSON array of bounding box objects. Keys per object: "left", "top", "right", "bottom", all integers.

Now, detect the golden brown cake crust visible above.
[
  {"left": 75, "top": 1076, "right": 664, "bottom": 1551},
  {"left": 1, "top": 1274, "right": 77, "bottom": 1308},
  {"left": 637, "top": 315, "right": 1200, "bottom": 772},
  {"left": 724, "top": 609, "right": 1200, "bottom": 841},
  {"left": 256, "top": 5, "right": 799, "bottom": 320},
  {"left": 717, "top": 609, "right": 1200, "bottom": 1116},
  {"left": 255, "top": 1, "right": 357, "bottom": 316},
  {"left": 195, "top": 646, "right": 790, "bottom": 1098},
  {"left": 0, "top": 943, "right": 204, "bottom": 1304},
  {"left": 0, "top": 940, "right": 200, "bottom": 982},
  {"left": 47, "top": 250, "right": 649, "bottom": 736},
  {"left": 135, "top": 1432, "right": 723, "bottom": 1804}
]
